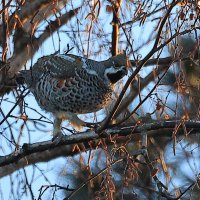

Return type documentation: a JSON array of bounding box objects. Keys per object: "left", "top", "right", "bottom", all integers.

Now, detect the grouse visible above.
[{"left": 18, "top": 53, "right": 128, "bottom": 140}]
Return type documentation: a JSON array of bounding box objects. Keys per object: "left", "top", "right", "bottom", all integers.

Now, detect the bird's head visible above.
[{"left": 104, "top": 52, "right": 128, "bottom": 84}]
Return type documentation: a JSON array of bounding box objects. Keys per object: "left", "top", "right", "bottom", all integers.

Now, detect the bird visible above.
[{"left": 17, "top": 52, "right": 128, "bottom": 141}]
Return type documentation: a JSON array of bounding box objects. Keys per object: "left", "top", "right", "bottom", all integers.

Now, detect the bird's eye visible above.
[
  {"left": 112, "top": 61, "right": 118, "bottom": 69},
  {"left": 113, "top": 64, "right": 120, "bottom": 69}
]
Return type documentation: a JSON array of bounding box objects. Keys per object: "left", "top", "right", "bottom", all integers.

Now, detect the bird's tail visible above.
[{"left": 0, "top": 61, "right": 32, "bottom": 95}]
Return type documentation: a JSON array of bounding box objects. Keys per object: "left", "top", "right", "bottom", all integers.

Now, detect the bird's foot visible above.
[
  {"left": 85, "top": 122, "right": 101, "bottom": 129},
  {"left": 91, "top": 119, "right": 109, "bottom": 135},
  {"left": 52, "top": 131, "right": 63, "bottom": 144}
]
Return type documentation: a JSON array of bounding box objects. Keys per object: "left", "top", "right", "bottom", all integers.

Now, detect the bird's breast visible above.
[{"left": 32, "top": 73, "right": 113, "bottom": 114}]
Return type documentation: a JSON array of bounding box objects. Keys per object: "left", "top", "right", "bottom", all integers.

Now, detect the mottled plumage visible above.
[{"left": 18, "top": 53, "right": 128, "bottom": 140}]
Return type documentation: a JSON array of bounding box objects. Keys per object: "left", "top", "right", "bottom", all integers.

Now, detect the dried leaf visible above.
[
  {"left": 20, "top": 114, "right": 28, "bottom": 121},
  {"left": 106, "top": 5, "right": 113, "bottom": 13},
  {"left": 85, "top": 12, "right": 96, "bottom": 21},
  {"left": 177, "top": 1, "right": 187, "bottom": 7},
  {"left": 151, "top": 168, "right": 159, "bottom": 177},
  {"left": 164, "top": 114, "right": 170, "bottom": 120}
]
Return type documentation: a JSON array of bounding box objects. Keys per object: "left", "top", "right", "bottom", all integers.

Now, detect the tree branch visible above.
[
  {"left": 0, "top": 120, "right": 200, "bottom": 177},
  {"left": 0, "top": 6, "right": 80, "bottom": 95},
  {"left": 8, "top": 6, "right": 81, "bottom": 75},
  {"left": 111, "top": 0, "right": 122, "bottom": 56},
  {"left": 0, "top": 0, "right": 51, "bottom": 45},
  {"left": 98, "top": 0, "right": 179, "bottom": 131}
]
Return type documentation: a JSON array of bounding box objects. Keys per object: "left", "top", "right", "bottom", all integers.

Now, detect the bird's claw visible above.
[
  {"left": 52, "top": 131, "right": 63, "bottom": 144},
  {"left": 85, "top": 122, "right": 101, "bottom": 129}
]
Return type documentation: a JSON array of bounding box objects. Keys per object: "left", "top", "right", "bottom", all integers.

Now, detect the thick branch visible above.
[
  {"left": 111, "top": 0, "right": 122, "bottom": 56},
  {"left": 0, "top": 7, "right": 80, "bottom": 96},
  {"left": 0, "top": 0, "right": 70, "bottom": 39},
  {"left": 0, "top": 120, "right": 200, "bottom": 177},
  {"left": 8, "top": 6, "right": 81, "bottom": 75},
  {"left": 0, "top": 0, "right": 51, "bottom": 45}
]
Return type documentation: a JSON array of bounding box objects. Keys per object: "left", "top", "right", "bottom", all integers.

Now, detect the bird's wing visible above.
[{"left": 33, "top": 54, "right": 84, "bottom": 79}]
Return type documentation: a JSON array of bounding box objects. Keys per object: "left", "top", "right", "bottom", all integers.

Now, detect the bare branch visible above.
[
  {"left": 8, "top": 6, "right": 81, "bottom": 75},
  {"left": 98, "top": 0, "right": 179, "bottom": 131},
  {"left": 0, "top": 120, "right": 200, "bottom": 177},
  {"left": 0, "top": 6, "right": 80, "bottom": 96},
  {"left": 111, "top": 0, "right": 122, "bottom": 56}
]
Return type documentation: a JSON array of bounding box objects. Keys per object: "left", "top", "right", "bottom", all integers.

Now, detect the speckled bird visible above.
[{"left": 18, "top": 53, "right": 128, "bottom": 140}]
